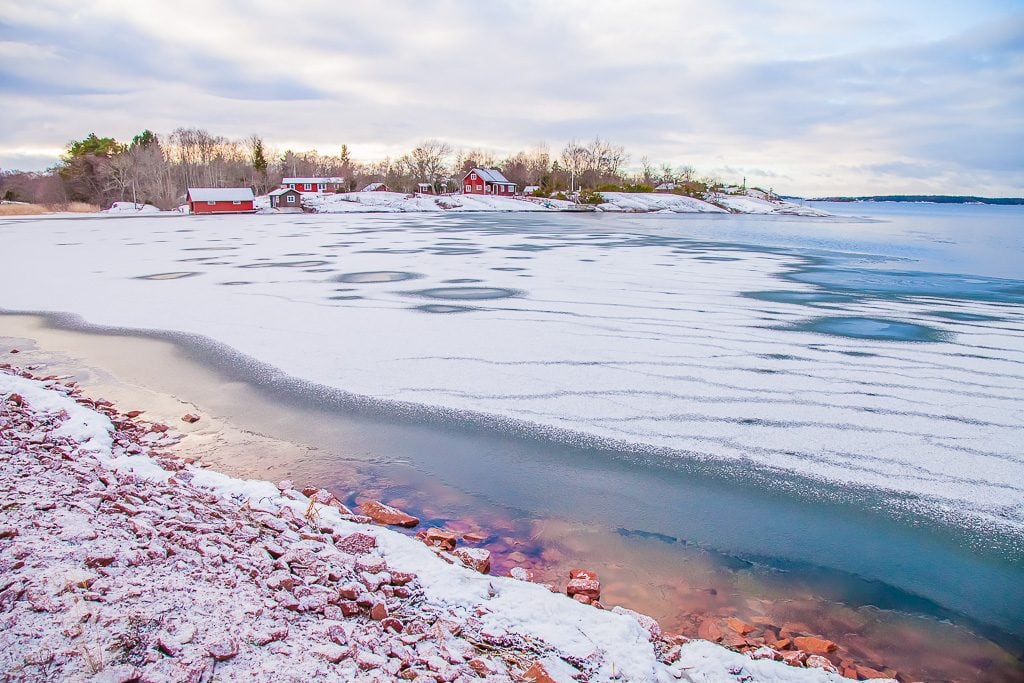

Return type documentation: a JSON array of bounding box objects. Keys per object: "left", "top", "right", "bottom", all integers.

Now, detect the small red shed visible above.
[
  {"left": 462, "top": 168, "right": 516, "bottom": 196},
  {"left": 186, "top": 188, "right": 256, "bottom": 214},
  {"left": 283, "top": 177, "right": 345, "bottom": 193}
]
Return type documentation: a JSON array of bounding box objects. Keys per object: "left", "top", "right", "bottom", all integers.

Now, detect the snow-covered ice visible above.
[{"left": 0, "top": 210, "right": 1021, "bottom": 539}]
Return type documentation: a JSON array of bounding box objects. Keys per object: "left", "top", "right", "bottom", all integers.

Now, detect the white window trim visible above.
[
  {"left": 286, "top": 195, "right": 296, "bottom": 203},
  {"left": 304, "top": 183, "right": 312, "bottom": 191},
  {"left": 207, "top": 201, "right": 215, "bottom": 205}
]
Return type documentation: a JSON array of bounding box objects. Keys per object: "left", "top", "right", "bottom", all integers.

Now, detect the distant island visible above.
[{"left": 808, "top": 195, "right": 1024, "bottom": 205}]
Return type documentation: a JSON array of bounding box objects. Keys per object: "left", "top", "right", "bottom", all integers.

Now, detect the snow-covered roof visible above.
[
  {"left": 283, "top": 177, "right": 344, "bottom": 184},
  {"left": 187, "top": 188, "right": 255, "bottom": 202},
  {"left": 361, "top": 182, "right": 387, "bottom": 191},
  {"left": 466, "top": 168, "right": 514, "bottom": 185},
  {"left": 268, "top": 188, "right": 299, "bottom": 196},
  {"left": 654, "top": 182, "right": 678, "bottom": 190}
]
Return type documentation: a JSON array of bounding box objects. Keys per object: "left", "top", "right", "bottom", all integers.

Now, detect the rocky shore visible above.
[{"left": 0, "top": 363, "right": 892, "bottom": 682}]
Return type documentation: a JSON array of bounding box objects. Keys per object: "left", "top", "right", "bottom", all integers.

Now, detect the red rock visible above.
[
  {"left": 566, "top": 577, "right": 600, "bottom": 601},
  {"left": 336, "top": 532, "right": 377, "bottom": 554},
  {"left": 390, "top": 571, "right": 415, "bottom": 586},
  {"left": 452, "top": 547, "right": 491, "bottom": 574},
  {"left": 338, "top": 601, "right": 360, "bottom": 616},
  {"left": 805, "top": 655, "right": 838, "bottom": 673},
  {"left": 468, "top": 659, "right": 494, "bottom": 676},
  {"left": 749, "top": 646, "right": 782, "bottom": 661},
  {"left": 857, "top": 665, "right": 894, "bottom": 679},
  {"left": 358, "top": 500, "right": 419, "bottom": 527},
  {"left": 773, "top": 638, "right": 793, "bottom": 650},
  {"left": 698, "top": 619, "right": 723, "bottom": 642},
  {"left": 0, "top": 527, "right": 18, "bottom": 539},
  {"left": 149, "top": 423, "right": 169, "bottom": 433},
  {"left": 355, "top": 555, "right": 388, "bottom": 573},
  {"left": 181, "top": 413, "right": 200, "bottom": 423},
  {"left": 85, "top": 553, "right": 115, "bottom": 568},
  {"left": 522, "top": 661, "right": 557, "bottom": 683},
  {"left": 726, "top": 617, "right": 756, "bottom": 635},
  {"left": 356, "top": 651, "right": 386, "bottom": 670},
  {"left": 370, "top": 601, "right": 389, "bottom": 621},
  {"left": 781, "top": 651, "right": 807, "bottom": 667},
  {"left": 314, "top": 643, "right": 348, "bottom": 663},
  {"left": 793, "top": 636, "right": 837, "bottom": 655},
  {"left": 842, "top": 666, "right": 859, "bottom": 679},
  {"left": 569, "top": 567, "right": 598, "bottom": 580},
  {"left": 206, "top": 639, "right": 239, "bottom": 661},
  {"left": 381, "top": 617, "right": 403, "bottom": 633},
  {"left": 124, "top": 410, "right": 144, "bottom": 418},
  {"left": 338, "top": 583, "right": 362, "bottom": 600},
  {"left": 423, "top": 528, "right": 458, "bottom": 550},
  {"left": 8, "top": 349, "right": 18, "bottom": 354},
  {"left": 720, "top": 632, "right": 749, "bottom": 649},
  {"left": 7, "top": 393, "right": 24, "bottom": 406},
  {"left": 462, "top": 531, "right": 488, "bottom": 542}
]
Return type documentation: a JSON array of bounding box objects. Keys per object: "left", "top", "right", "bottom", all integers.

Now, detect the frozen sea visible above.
[{"left": 2, "top": 203, "right": 1022, "bottom": 537}]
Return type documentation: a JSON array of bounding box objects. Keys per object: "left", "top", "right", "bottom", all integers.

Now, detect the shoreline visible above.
[
  {"left": 0, "top": 363, "right": 881, "bottom": 682},
  {"left": 2, "top": 316, "right": 1022, "bottom": 681}
]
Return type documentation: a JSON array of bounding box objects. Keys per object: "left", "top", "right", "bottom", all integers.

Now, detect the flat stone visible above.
[
  {"left": 358, "top": 500, "right": 419, "bottom": 528},
  {"left": 793, "top": 636, "right": 837, "bottom": 654}
]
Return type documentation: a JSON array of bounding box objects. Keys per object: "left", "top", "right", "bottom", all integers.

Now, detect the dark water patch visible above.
[
  {"left": 428, "top": 248, "right": 484, "bottom": 256},
  {"left": 760, "top": 353, "right": 799, "bottom": 360},
  {"left": 492, "top": 267, "right": 526, "bottom": 272},
  {"left": 335, "top": 271, "right": 423, "bottom": 284},
  {"left": 838, "top": 350, "right": 876, "bottom": 357},
  {"left": 219, "top": 281, "right": 253, "bottom": 286},
  {"left": 304, "top": 268, "right": 334, "bottom": 273},
  {"left": 442, "top": 278, "right": 483, "bottom": 284},
  {"left": 412, "top": 304, "right": 480, "bottom": 314},
  {"left": 791, "top": 317, "right": 950, "bottom": 342},
  {"left": 328, "top": 295, "right": 363, "bottom": 301},
  {"left": 135, "top": 272, "right": 201, "bottom": 281},
  {"left": 354, "top": 248, "right": 422, "bottom": 255},
  {"left": 695, "top": 256, "right": 742, "bottom": 262},
  {"left": 178, "top": 256, "right": 219, "bottom": 263},
  {"left": 744, "top": 290, "right": 861, "bottom": 306},
  {"left": 617, "top": 527, "right": 679, "bottom": 545},
  {"left": 182, "top": 246, "right": 238, "bottom": 251},
  {"left": 284, "top": 252, "right": 317, "bottom": 256},
  {"left": 787, "top": 267, "right": 1024, "bottom": 304},
  {"left": 930, "top": 311, "right": 1004, "bottom": 322},
  {"left": 405, "top": 286, "right": 523, "bottom": 301},
  {"left": 238, "top": 260, "right": 331, "bottom": 269}
]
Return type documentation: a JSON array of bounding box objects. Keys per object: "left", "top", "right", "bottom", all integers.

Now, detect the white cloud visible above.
[{"left": 1, "top": 0, "right": 1021, "bottom": 195}]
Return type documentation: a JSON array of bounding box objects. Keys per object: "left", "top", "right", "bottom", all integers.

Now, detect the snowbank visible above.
[
  {"left": 597, "top": 192, "right": 727, "bottom": 213},
  {"left": 707, "top": 192, "right": 831, "bottom": 217},
  {"left": 103, "top": 202, "right": 162, "bottom": 214},
  {"left": 0, "top": 370, "right": 861, "bottom": 682}
]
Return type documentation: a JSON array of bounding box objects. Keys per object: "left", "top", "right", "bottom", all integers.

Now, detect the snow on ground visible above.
[
  {"left": 0, "top": 370, "right": 860, "bottom": 682},
  {"left": 597, "top": 192, "right": 727, "bottom": 213},
  {"left": 707, "top": 193, "right": 831, "bottom": 217},
  {"left": 305, "top": 192, "right": 553, "bottom": 213},
  {"left": 103, "top": 202, "right": 162, "bottom": 214}
]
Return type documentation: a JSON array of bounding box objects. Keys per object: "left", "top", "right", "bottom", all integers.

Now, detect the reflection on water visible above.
[{"left": 789, "top": 316, "right": 949, "bottom": 342}]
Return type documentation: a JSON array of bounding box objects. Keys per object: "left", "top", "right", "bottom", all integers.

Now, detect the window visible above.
[
  {"left": 232, "top": 200, "right": 241, "bottom": 205},
  {"left": 477, "top": 184, "right": 483, "bottom": 191},
  {"left": 207, "top": 201, "right": 215, "bottom": 205},
  {"left": 304, "top": 183, "right": 312, "bottom": 191},
  {"left": 470, "top": 173, "right": 477, "bottom": 180},
  {"left": 465, "top": 185, "right": 471, "bottom": 192},
  {"left": 286, "top": 195, "right": 296, "bottom": 204}
]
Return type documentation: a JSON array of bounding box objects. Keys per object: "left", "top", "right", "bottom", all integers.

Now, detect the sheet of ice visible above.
[
  {"left": 0, "top": 371, "right": 860, "bottom": 682},
  {"left": 0, "top": 212, "right": 1021, "bottom": 538},
  {"left": 103, "top": 201, "right": 163, "bottom": 214}
]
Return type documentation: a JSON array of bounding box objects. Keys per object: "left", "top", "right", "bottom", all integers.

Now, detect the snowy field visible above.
[{"left": 1, "top": 209, "right": 1022, "bottom": 540}]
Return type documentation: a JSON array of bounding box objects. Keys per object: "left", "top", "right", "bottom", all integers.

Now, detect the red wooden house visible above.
[
  {"left": 186, "top": 188, "right": 255, "bottom": 214},
  {"left": 462, "top": 168, "right": 516, "bottom": 196},
  {"left": 283, "top": 177, "right": 345, "bottom": 193}
]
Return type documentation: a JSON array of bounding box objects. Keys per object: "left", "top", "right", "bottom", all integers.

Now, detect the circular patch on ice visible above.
[
  {"left": 136, "top": 272, "right": 201, "bottom": 280},
  {"left": 239, "top": 260, "right": 331, "bottom": 269},
  {"left": 792, "top": 317, "right": 948, "bottom": 342},
  {"left": 335, "top": 271, "right": 424, "bottom": 284},
  {"left": 405, "top": 287, "right": 522, "bottom": 301},
  {"left": 412, "top": 304, "right": 479, "bottom": 313}
]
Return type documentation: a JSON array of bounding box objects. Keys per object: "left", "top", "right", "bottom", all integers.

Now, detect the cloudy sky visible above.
[{"left": 1, "top": 0, "right": 1022, "bottom": 196}]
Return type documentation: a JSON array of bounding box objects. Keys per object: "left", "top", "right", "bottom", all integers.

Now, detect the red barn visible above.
[
  {"left": 283, "top": 177, "right": 345, "bottom": 193},
  {"left": 462, "top": 168, "right": 516, "bottom": 196},
  {"left": 186, "top": 188, "right": 255, "bottom": 214}
]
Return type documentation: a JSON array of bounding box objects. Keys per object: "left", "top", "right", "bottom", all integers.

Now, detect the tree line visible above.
[{"left": 0, "top": 129, "right": 723, "bottom": 210}]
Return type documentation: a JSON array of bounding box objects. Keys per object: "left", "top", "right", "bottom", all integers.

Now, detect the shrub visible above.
[{"left": 578, "top": 189, "right": 604, "bottom": 205}]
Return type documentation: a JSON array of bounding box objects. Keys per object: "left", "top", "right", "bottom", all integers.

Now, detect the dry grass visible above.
[{"left": 0, "top": 201, "right": 101, "bottom": 216}]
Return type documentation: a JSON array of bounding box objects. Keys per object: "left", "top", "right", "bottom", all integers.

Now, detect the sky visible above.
[{"left": 1, "top": 0, "right": 1022, "bottom": 196}]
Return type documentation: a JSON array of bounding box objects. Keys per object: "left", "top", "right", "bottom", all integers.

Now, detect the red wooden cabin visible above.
[
  {"left": 462, "top": 168, "right": 516, "bottom": 196},
  {"left": 186, "top": 188, "right": 256, "bottom": 214}
]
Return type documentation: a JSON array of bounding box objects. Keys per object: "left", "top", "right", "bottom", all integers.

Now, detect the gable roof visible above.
[
  {"left": 362, "top": 182, "right": 387, "bottom": 191},
  {"left": 187, "top": 188, "right": 254, "bottom": 202},
  {"left": 465, "top": 168, "right": 514, "bottom": 185},
  {"left": 283, "top": 177, "right": 344, "bottom": 184},
  {"left": 268, "top": 188, "right": 300, "bottom": 197}
]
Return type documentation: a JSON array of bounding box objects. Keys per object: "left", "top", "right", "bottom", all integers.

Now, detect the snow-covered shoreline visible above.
[{"left": 0, "top": 366, "right": 877, "bottom": 682}]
